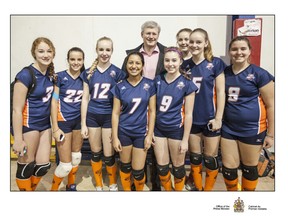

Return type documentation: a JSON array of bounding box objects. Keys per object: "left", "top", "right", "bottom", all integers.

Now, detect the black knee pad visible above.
[
  {"left": 33, "top": 162, "right": 51, "bottom": 177},
  {"left": 190, "top": 152, "right": 203, "bottom": 165},
  {"left": 120, "top": 162, "right": 132, "bottom": 173},
  {"left": 222, "top": 166, "right": 238, "bottom": 180},
  {"left": 156, "top": 164, "right": 170, "bottom": 176},
  {"left": 103, "top": 155, "right": 115, "bottom": 166},
  {"left": 91, "top": 151, "right": 103, "bottom": 162},
  {"left": 16, "top": 162, "right": 35, "bottom": 179},
  {"left": 241, "top": 164, "right": 258, "bottom": 181},
  {"left": 172, "top": 165, "right": 186, "bottom": 179},
  {"left": 204, "top": 155, "right": 219, "bottom": 170},
  {"left": 132, "top": 168, "right": 145, "bottom": 181}
]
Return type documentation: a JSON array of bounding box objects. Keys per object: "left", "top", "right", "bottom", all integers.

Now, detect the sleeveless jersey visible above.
[
  {"left": 155, "top": 73, "right": 198, "bottom": 130},
  {"left": 56, "top": 70, "right": 83, "bottom": 121},
  {"left": 183, "top": 57, "right": 226, "bottom": 124},
  {"left": 15, "top": 65, "right": 54, "bottom": 130},
  {"left": 222, "top": 64, "right": 274, "bottom": 136},
  {"left": 110, "top": 77, "right": 156, "bottom": 137},
  {"left": 81, "top": 64, "right": 126, "bottom": 115}
]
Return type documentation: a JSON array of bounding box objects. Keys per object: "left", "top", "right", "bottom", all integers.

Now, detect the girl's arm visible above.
[
  {"left": 260, "top": 81, "right": 275, "bottom": 148},
  {"left": 144, "top": 95, "right": 156, "bottom": 151},
  {"left": 209, "top": 72, "right": 225, "bottom": 130},
  {"left": 12, "top": 81, "right": 28, "bottom": 155},
  {"left": 81, "top": 82, "right": 90, "bottom": 139},
  {"left": 51, "top": 85, "right": 64, "bottom": 142},
  {"left": 180, "top": 92, "right": 195, "bottom": 153},
  {"left": 111, "top": 97, "right": 122, "bottom": 152}
]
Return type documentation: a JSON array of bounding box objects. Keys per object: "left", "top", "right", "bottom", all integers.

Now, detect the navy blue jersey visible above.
[
  {"left": 56, "top": 70, "right": 83, "bottom": 121},
  {"left": 15, "top": 65, "right": 54, "bottom": 130},
  {"left": 111, "top": 77, "right": 156, "bottom": 137},
  {"left": 222, "top": 64, "right": 274, "bottom": 137},
  {"left": 185, "top": 57, "right": 226, "bottom": 124},
  {"left": 81, "top": 64, "right": 126, "bottom": 115},
  {"left": 155, "top": 73, "right": 198, "bottom": 130}
]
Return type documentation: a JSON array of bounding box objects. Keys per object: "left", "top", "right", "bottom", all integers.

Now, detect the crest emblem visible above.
[
  {"left": 110, "top": 70, "right": 116, "bottom": 78},
  {"left": 233, "top": 197, "right": 244, "bottom": 212},
  {"left": 206, "top": 63, "right": 214, "bottom": 70},
  {"left": 143, "top": 83, "right": 150, "bottom": 91},
  {"left": 176, "top": 81, "right": 185, "bottom": 90},
  {"left": 246, "top": 73, "right": 255, "bottom": 81}
]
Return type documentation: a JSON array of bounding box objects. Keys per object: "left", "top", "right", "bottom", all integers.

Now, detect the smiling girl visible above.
[
  {"left": 12, "top": 37, "right": 56, "bottom": 191},
  {"left": 81, "top": 37, "right": 125, "bottom": 191}
]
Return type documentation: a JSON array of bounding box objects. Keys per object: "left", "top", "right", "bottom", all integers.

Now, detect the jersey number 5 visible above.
[{"left": 192, "top": 77, "right": 203, "bottom": 94}]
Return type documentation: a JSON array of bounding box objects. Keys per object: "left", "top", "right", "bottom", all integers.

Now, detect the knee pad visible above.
[
  {"left": 55, "top": 162, "right": 72, "bottom": 178},
  {"left": 120, "top": 162, "right": 132, "bottom": 173},
  {"left": 16, "top": 161, "right": 35, "bottom": 179},
  {"left": 172, "top": 165, "right": 186, "bottom": 179},
  {"left": 204, "top": 155, "right": 219, "bottom": 170},
  {"left": 132, "top": 168, "right": 145, "bottom": 181},
  {"left": 241, "top": 164, "right": 258, "bottom": 181},
  {"left": 156, "top": 164, "right": 170, "bottom": 176},
  {"left": 190, "top": 152, "right": 203, "bottom": 165},
  {"left": 71, "top": 152, "right": 82, "bottom": 166},
  {"left": 222, "top": 166, "right": 238, "bottom": 180},
  {"left": 91, "top": 151, "right": 103, "bottom": 162},
  {"left": 103, "top": 155, "right": 115, "bottom": 166},
  {"left": 33, "top": 162, "right": 51, "bottom": 177}
]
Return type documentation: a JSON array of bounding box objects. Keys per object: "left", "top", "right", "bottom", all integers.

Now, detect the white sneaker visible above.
[
  {"left": 109, "top": 184, "right": 118, "bottom": 191},
  {"left": 96, "top": 186, "right": 103, "bottom": 191}
]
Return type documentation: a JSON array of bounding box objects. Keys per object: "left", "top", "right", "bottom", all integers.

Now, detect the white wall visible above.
[{"left": 11, "top": 15, "right": 274, "bottom": 80}]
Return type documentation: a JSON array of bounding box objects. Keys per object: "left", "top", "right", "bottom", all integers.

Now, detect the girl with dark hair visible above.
[
  {"left": 111, "top": 51, "right": 156, "bottom": 191},
  {"left": 50, "top": 47, "right": 85, "bottom": 191},
  {"left": 221, "top": 36, "right": 274, "bottom": 191}
]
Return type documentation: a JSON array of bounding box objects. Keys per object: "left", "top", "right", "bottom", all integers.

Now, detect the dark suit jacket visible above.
[{"left": 121, "top": 42, "right": 166, "bottom": 77}]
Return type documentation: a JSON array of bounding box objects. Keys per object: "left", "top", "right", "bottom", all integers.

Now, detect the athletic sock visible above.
[
  {"left": 174, "top": 176, "right": 185, "bottom": 191},
  {"left": 134, "top": 173, "right": 146, "bottom": 191},
  {"left": 191, "top": 164, "right": 203, "bottom": 190},
  {"left": 119, "top": 170, "right": 131, "bottom": 191},
  {"left": 224, "top": 178, "right": 238, "bottom": 191},
  {"left": 68, "top": 165, "right": 78, "bottom": 186},
  {"left": 159, "top": 171, "right": 172, "bottom": 191},
  {"left": 31, "top": 175, "right": 42, "bottom": 191},
  {"left": 16, "top": 178, "right": 32, "bottom": 191},
  {"left": 91, "top": 160, "right": 103, "bottom": 188},
  {"left": 241, "top": 176, "right": 258, "bottom": 191},
  {"left": 204, "top": 168, "right": 218, "bottom": 191},
  {"left": 51, "top": 174, "right": 63, "bottom": 191},
  {"left": 106, "top": 163, "right": 117, "bottom": 186}
]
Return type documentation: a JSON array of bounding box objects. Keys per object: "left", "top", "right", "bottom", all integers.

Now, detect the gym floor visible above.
[{"left": 10, "top": 159, "right": 275, "bottom": 191}]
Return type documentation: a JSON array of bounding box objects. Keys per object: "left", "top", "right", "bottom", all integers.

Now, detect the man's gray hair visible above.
[{"left": 141, "top": 21, "right": 161, "bottom": 34}]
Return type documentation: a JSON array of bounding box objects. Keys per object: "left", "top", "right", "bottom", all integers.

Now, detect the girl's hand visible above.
[
  {"left": 13, "top": 139, "right": 27, "bottom": 157},
  {"left": 81, "top": 125, "right": 89, "bottom": 139},
  {"left": 263, "top": 136, "right": 274, "bottom": 149},
  {"left": 113, "top": 138, "right": 122, "bottom": 152},
  {"left": 144, "top": 134, "right": 153, "bottom": 151},
  {"left": 208, "top": 118, "right": 222, "bottom": 131},
  {"left": 53, "top": 128, "right": 65, "bottom": 142},
  {"left": 179, "top": 140, "right": 188, "bottom": 154}
]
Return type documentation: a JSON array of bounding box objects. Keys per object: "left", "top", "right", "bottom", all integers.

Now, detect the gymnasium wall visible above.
[{"left": 10, "top": 15, "right": 274, "bottom": 79}]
